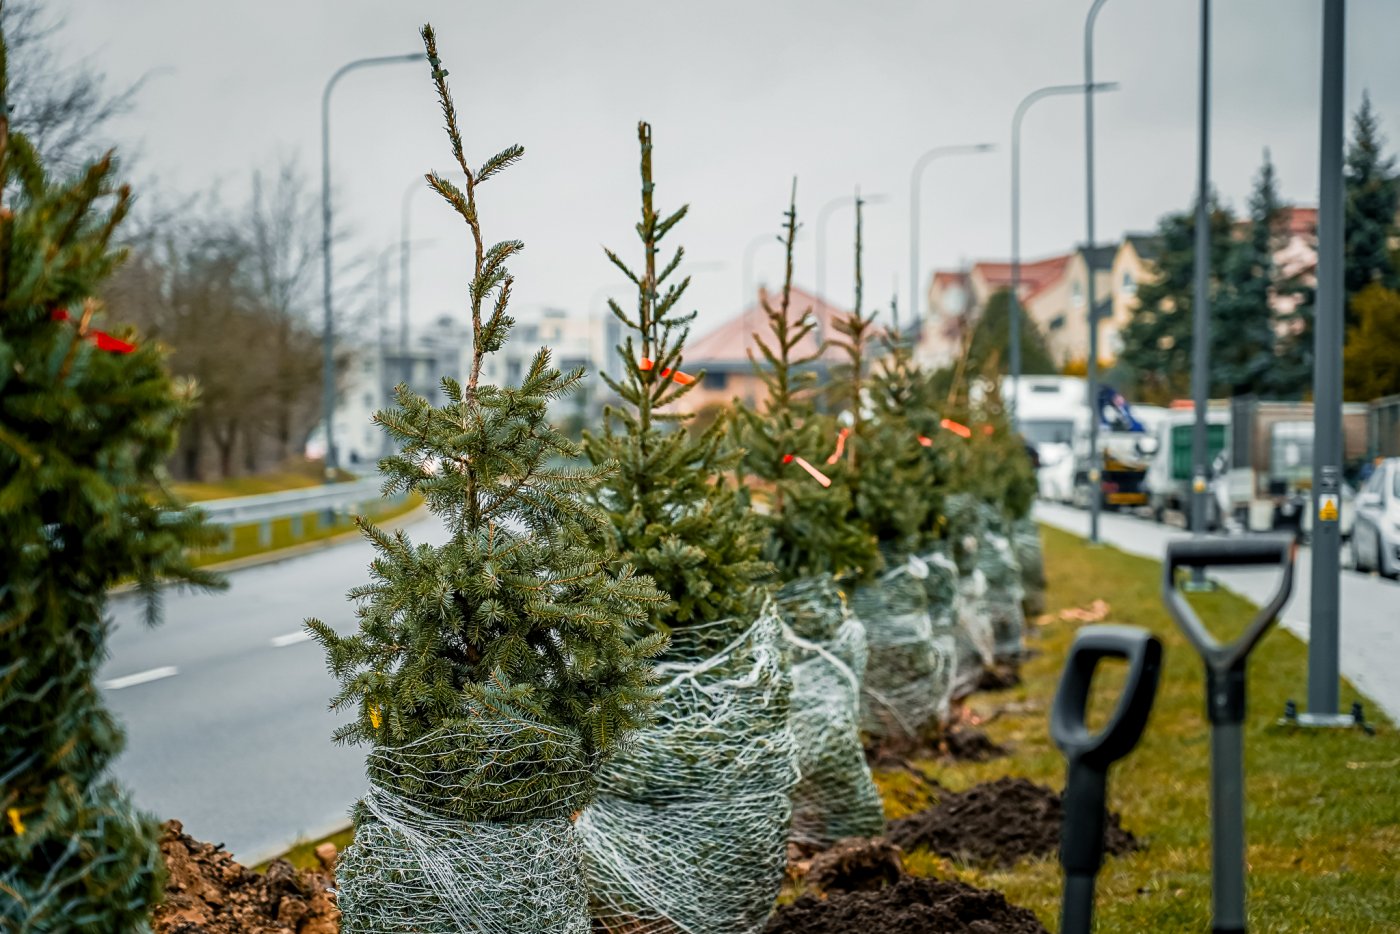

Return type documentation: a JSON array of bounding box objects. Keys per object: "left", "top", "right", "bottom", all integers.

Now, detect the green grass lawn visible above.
[
  {"left": 877, "top": 525, "right": 1400, "bottom": 933},
  {"left": 172, "top": 465, "right": 354, "bottom": 502},
  {"left": 187, "top": 493, "right": 422, "bottom": 568},
  {"left": 260, "top": 525, "right": 1398, "bottom": 931}
]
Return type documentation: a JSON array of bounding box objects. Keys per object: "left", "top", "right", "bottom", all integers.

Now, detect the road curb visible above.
[{"left": 108, "top": 502, "right": 430, "bottom": 598}]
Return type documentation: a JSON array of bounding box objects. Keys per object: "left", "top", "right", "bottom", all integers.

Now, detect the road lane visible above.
[
  {"left": 1035, "top": 501, "right": 1400, "bottom": 722},
  {"left": 101, "top": 514, "right": 447, "bottom": 864}
]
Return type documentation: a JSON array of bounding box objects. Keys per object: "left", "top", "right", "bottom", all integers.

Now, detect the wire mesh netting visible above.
[
  {"left": 952, "top": 565, "right": 995, "bottom": 698},
  {"left": 1013, "top": 517, "right": 1046, "bottom": 618},
  {"left": 853, "top": 559, "right": 953, "bottom": 741},
  {"left": 918, "top": 545, "right": 969, "bottom": 708},
  {"left": 978, "top": 510, "right": 1027, "bottom": 660},
  {"left": 777, "top": 575, "right": 885, "bottom": 847},
  {"left": 578, "top": 605, "right": 798, "bottom": 934},
  {"left": 335, "top": 714, "right": 596, "bottom": 933}
]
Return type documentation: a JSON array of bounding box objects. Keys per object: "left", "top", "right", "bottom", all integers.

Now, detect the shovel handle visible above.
[{"left": 1162, "top": 535, "right": 1296, "bottom": 674}]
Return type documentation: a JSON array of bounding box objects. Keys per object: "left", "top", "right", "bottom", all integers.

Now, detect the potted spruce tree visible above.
[
  {"left": 577, "top": 122, "right": 796, "bottom": 934},
  {"left": 731, "top": 180, "right": 884, "bottom": 846},
  {"left": 0, "top": 26, "right": 224, "bottom": 929},
  {"left": 307, "top": 27, "right": 664, "bottom": 934},
  {"left": 825, "top": 195, "right": 947, "bottom": 743}
]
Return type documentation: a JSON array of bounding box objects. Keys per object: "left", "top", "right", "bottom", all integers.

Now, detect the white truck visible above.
[
  {"left": 1005, "top": 376, "right": 1157, "bottom": 509},
  {"left": 1145, "top": 403, "right": 1230, "bottom": 529}
]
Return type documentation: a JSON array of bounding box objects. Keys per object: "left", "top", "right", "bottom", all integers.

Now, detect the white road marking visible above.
[
  {"left": 270, "top": 630, "right": 313, "bottom": 648},
  {"left": 102, "top": 666, "right": 179, "bottom": 690}
]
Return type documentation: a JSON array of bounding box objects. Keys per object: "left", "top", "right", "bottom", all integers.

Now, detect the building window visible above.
[
  {"left": 1121, "top": 271, "right": 1137, "bottom": 295},
  {"left": 1071, "top": 281, "right": 1084, "bottom": 307},
  {"left": 708, "top": 371, "right": 728, "bottom": 390},
  {"left": 1049, "top": 314, "right": 1066, "bottom": 331}
]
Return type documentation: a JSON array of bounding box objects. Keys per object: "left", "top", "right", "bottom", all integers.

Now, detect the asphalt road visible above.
[
  {"left": 101, "top": 514, "right": 447, "bottom": 865},
  {"left": 1035, "top": 501, "right": 1400, "bottom": 723}
]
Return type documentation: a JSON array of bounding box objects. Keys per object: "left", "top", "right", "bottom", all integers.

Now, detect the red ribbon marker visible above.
[
  {"left": 639, "top": 358, "right": 695, "bottom": 385},
  {"left": 783, "top": 453, "right": 832, "bottom": 488},
  {"left": 940, "top": 418, "right": 972, "bottom": 439},
  {"left": 51, "top": 308, "right": 136, "bottom": 354},
  {"left": 826, "top": 426, "right": 851, "bottom": 465},
  {"left": 982, "top": 424, "right": 995, "bottom": 436},
  {"left": 918, "top": 435, "right": 933, "bottom": 447}
]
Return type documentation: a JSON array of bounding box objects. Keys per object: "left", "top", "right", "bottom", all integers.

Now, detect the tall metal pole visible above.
[
  {"left": 1085, "top": 0, "right": 1111, "bottom": 544},
  {"left": 1010, "top": 81, "right": 1118, "bottom": 431},
  {"left": 320, "top": 53, "right": 419, "bottom": 479},
  {"left": 909, "top": 143, "right": 995, "bottom": 328},
  {"left": 400, "top": 176, "right": 421, "bottom": 376},
  {"left": 1304, "top": 0, "right": 1348, "bottom": 726},
  {"left": 1190, "top": 0, "right": 1212, "bottom": 539}
]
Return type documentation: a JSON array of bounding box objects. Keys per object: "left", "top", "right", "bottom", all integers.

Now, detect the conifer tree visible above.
[
  {"left": 1345, "top": 92, "right": 1399, "bottom": 314},
  {"left": 1215, "top": 150, "right": 1288, "bottom": 397},
  {"left": 827, "top": 195, "right": 931, "bottom": 563},
  {"left": 0, "top": 22, "right": 222, "bottom": 930},
  {"left": 308, "top": 27, "right": 663, "bottom": 931},
  {"left": 732, "top": 179, "right": 877, "bottom": 584},
  {"left": 583, "top": 121, "right": 770, "bottom": 648}
]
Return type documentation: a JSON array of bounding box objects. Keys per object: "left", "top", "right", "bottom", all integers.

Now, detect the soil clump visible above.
[
  {"left": 976, "top": 662, "right": 1022, "bottom": 692},
  {"left": 764, "top": 875, "right": 1047, "bottom": 934},
  {"left": 938, "top": 722, "right": 1007, "bottom": 762},
  {"left": 886, "top": 777, "right": 1137, "bottom": 868},
  {"left": 152, "top": 820, "right": 340, "bottom": 934},
  {"left": 801, "top": 837, "right": 904, "bottom": 894}
]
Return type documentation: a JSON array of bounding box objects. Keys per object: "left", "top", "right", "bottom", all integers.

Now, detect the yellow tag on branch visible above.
[
  {"left": 7, "top": 808, "right": 25, "bottom": 836},
  {"left": 370, "top": 706, "right": 383, "bottom": 730}
]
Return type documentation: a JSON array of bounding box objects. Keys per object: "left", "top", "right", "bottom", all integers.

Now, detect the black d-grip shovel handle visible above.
[
  {"left": 1163, "top": 535, "right": 1295, "bottom": 725},
  {"left": 1052, "top": 625, "right": 1163, "bottom": 934}
]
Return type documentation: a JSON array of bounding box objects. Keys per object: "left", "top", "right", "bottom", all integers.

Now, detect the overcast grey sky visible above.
[{"left": 57, "top": 0, "right": 1400, "bottom": 339}]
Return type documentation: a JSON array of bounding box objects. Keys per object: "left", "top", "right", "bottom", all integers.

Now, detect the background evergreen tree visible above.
[
  {"left": 1116, "top": 197, "right": 1236, "bottom": 402},
  {"left": 732, "top": 179, "right": 877, "bottom": 583},
  {"left": 1345, "top": 92, "right": 1399, "bottom": 319},
  {"left": 583, "top": 121, "right": 770, "bottom": 650},
  {"left": 1214, "top": 151, "right": 1291, "bottom": 397},
  {"left": 0, "top": 24, "right": 222, "bottom": 930},
  {"left": 308, "top": 24, "right": 664, "bottom": 851},
  {"left": 965, "top": 288, "right": 1058, "bottom": 377}
]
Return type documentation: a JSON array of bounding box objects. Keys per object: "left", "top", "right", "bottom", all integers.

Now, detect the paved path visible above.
[
  {"left": 1035, "top": 501, "right": 1400, "bottom": 723},
  {"left": 101, "top": 514, "right": 447, "bottom": 864}
]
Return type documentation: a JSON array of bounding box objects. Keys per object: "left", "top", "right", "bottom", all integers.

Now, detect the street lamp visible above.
[
  {"left": 909, "top": 143, "right": 995, "bottom": 328},
  {"left": 1085, "top": 0, "right": 1112, "bottom": 544},
  {"left": 320, "top": 52, "right": 420, "bottom": 479},
  {"left": 816, "top": 192, "right": 886, "bottom": 341},
  {"left": 1009, "top": 80, "right": 1119, "bottom": 430}
]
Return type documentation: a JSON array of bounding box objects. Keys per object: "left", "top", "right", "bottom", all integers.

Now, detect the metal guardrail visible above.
[
  {"left": 1370, "top": 394, "right": 1400, "bottom": 459},
  {"left": 194, "top": 477, "right": 407, "bottom": 551},
  {"left": 197, "top": 477, "right": 389, "bottom": 526}
]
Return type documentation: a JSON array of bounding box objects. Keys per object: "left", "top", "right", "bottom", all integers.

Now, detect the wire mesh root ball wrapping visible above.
[
  {"left": 952, "top": 567, "right": 995, "bottom": 700},
  {"left": 335, "top": 717, "right": 596, "bottom": 934},
  {"left": 777, "top": 575, "right": 885, "bottom": 847},
  {"left": 1012, "top": 517, "right": 1046, "bottom": 617},
  {"left": 978, "top": 521, "right": 1027, "bottom": 660},
  {"left": 852, "top": 560, "right": 952, "bottom": 741},
  {"left": 578, "top": 606, "right": 798, "bottom": 934}
]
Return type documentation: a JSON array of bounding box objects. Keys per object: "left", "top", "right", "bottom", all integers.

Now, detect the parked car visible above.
[{"left": 1352, "top": 457, "right": 1400, "bottom": 579}]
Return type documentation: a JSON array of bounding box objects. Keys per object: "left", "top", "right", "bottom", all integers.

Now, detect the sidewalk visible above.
[{"left": 1035, "top": 501, "right": 1400, "bottom": 723}]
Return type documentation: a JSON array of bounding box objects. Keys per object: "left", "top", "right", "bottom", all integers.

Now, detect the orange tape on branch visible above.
[
  {"left": 826, "top": 426, "right": 851, "bottom": 465},
  {"left": 51, "top": 308, "right": 136, "bottom": 354},
  {"left": 940, "top": 418, "right": 972, "bottom": 439},
  {"left": 639, "top": 358, "right": 696, "bottom": 385},
  {"left": 782, "top": 453, "right": 832, "bottom": 488},
  {"left": 918, "top": 435, "right": 933, "bottom": 447}
]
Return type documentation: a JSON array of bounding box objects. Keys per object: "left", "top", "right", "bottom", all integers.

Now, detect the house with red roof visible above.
[{"left": 672, "top": 284, "right": 857, "bottom": 415}]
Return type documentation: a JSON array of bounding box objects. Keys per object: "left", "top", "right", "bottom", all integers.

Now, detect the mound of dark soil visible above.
[
  {"left": 803, "top": 837, "right": 904, "bottom": 894},
  {"left": 886, "top": 777, "right": 1138, "bottom": 868},
  {"left": 938, "top": 723, "right": 1007, "bottom": 762},
  {"left": 976, "top": 663, "right": 1022, "bottom": 692},
  {"left": 153, "top": 820, "right": 339, "bottom": 934},
  {"left": 764, "top": 875, "right": 1047, "bottom": 934}
]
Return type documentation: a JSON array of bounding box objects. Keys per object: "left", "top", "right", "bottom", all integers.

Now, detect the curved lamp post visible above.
[
  {"left": 320, "top": 52, "right": 420, "bottom": 477},
  {"left": 909, "top": 143, "right": 995, "bottom": 328},
  {"left": 1009, "top": 80, "right": 1118, "bottom": 430}
]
